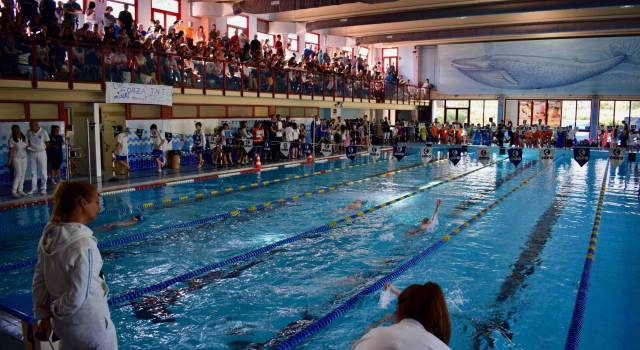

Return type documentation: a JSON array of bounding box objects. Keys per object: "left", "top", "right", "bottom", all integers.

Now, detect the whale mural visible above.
[{"left": 437, "top": 36, "right": 640, "bottom": 94}]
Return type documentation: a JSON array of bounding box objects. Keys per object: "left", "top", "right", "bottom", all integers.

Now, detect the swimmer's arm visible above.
[
  {"left": 431, "top": 199, "right": 442, "bottom": 223},
  {"left": 384, "top": 282, "right": 401, "bottom": 296}
]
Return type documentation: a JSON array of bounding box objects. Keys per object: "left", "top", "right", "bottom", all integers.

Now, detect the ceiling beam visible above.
[
  {"left": 233, "top": 0, "right": 397, "bottom": 15},
  {"left": 307, "top": 0, "right": 640, "bottom": 31},
  {"left": 356, "top": 17, "right": 640, "bottom": 45}
]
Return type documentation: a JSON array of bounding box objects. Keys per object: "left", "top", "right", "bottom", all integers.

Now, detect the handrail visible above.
[{"left": 0, "top": 38, "right": 430, "bottom": 105}]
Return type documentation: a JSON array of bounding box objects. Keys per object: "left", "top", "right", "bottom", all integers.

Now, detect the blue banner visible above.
[
  {"left": 449, "top": 147, "right": 462, "bottom": 166},
  {"left": 393, "top": 146, "right": 406, "bottom": 161},
  {"left": 346, "top": 146, "right": 357, "bottom": 160},
  {"left": 263, "top": 141, "right": 271, "bottom": 152},
  {"left": 508, "top": 148, "right": 523, "bottom": 166},
  {"left": 573, "top": 147, "right": 590, "bottom": 167}
]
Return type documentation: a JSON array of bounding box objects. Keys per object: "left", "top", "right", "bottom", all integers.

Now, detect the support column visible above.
[
  {"left": 497, "top": 95, "right": 505, "bottom": 124},
  {"left": 93, "top": 103, "right": 102, "bottom": 184},
  {"left": 590, "top": 97, "right": 599, "bottom": 140}
]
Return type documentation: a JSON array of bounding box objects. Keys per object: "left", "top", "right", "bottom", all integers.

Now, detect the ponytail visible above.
[
  {"left": 396, "top": 281, "right": 451, "bottom": 345},
  {"left": 50, "top": 181, "right": 97, "bottom": 224}
]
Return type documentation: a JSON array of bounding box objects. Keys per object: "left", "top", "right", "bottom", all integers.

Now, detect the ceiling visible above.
[{"left": 236, "top": 0, "right": 640, "bottom": 47}]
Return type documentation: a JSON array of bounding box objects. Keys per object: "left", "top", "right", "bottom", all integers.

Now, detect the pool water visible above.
[{"left": 0, "top": 146, "right": 638, "bottom": 350}]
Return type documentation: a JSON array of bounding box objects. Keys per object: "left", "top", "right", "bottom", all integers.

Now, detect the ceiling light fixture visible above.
[
  {"left": 271, "top": 1, "right": 280, "bottom": 6},
  {"left": 339, "top": 18, "right": 348, "bottom": 22},
  {"left": 620, "top": 5, "right": 634, "bottom": 8},
  {"left": 458, "top": 16, "right": 468, "bottom": 19},
  {"left": 386, "top": 35, "right": 393, "bottom": 39}
]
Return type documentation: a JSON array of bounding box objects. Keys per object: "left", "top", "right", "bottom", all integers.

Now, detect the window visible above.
[
  {"left": 576, "top": 101, "right": 591, "bottom": 130},
  {"left": 432, "top": 100, "right": 445, "bottom": 123},
  {"left": 382, "top": 48, "right": 398, "bottom": 73},
  {"left": 342, "top": 47, "right": 354, "bottom": 59},
  {"left": 288, "top": 34, "right": 299, "bottom": 52},
  {"left": 445, "top": 100, "right": 469, "bottom": 108},
  {"left": 256, "top": 32, "right": 274, "bottom": 46},
  {"left": 614, "top": 101, "right": 630, "bottom": 126},
  {"left": 357, "top": 47, "right": 369, "bottom": 60},
  {"left": 227, "top": 15, "right": 248, "bottom": 37},
  {"left": 469, "top": 100, "right": 499, "bottom": 126},
  {"left": 105, "top": 0, "right": 137, "bottom": 22},
  {"left": 631, "top": 101, "right": 640, "bottom": 127},
  {"left": 599, "top": 101, "right": 615, "bottom": 126},
  {"left": 152, "top": 0, "right": 179, "bottom": 30},
  {"left": 562, "top": 100, "right": 576, "bottom": 127},
  {"left": 305, "top": 32, "right": 319, "bottom": 52}
]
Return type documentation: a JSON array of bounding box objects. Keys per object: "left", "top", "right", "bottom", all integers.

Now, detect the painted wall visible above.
[{"left": 435, "top": 36, "right": 640, "bottom": 95}]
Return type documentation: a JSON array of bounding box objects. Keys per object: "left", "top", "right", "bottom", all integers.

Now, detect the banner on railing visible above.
[{"left": 106, "top": 82, "right": 173, "bottom": 106}]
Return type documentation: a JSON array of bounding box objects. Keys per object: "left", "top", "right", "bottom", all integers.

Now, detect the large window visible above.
[
  {"left": 227, "top": 15, "right": 248, "bottom": 37},
  {"left": 304, "top": 32, "right": 319, "bottom": 51},
  {"left": 433, "top": 99, "right": 498, "bottom": 125},
  {"left": 288, "top": 34, "right": 299, "bottom": 52},
  {"left": 152, "top": 0, "right": 179, "bottom": 30},
  {"left": 599, "top": 100, "right": 640, "bottom": 127},
  {"left": 104, "top": 0, "right": 137, "bottom": 22},
  {"left": 256, "top": 32, "right": 273, "bottom": 46},
  {"left": 357, "top": 47, "right": 369, "bottom": 60},
  {"left": 382, "top": 48, "right": 398, "bottom": 73}
]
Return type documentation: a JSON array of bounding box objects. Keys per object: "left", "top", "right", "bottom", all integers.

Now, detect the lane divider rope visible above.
[
  {"left": 0, "top": 156, "right": 448, "bottom": 273},
  {"left": 274, "top": 157, "right": 558, "bottom": 350},
  {"left": 106, "top": 156, "right": 502, "bottom": 306},
  {"left": 563, "top": 160, "right": 609, "bottom": 350}
]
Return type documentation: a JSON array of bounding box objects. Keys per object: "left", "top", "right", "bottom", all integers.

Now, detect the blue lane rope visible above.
[
  {"left": 274, "top": 157, "right": 556, "bottom": 350},
  {"left": 0, "top": 158, "right": 446, "bottom": 274},
  {"left": 0, "top": 158, "right": 399, "bottom": 238},
  {"left": 563, "top": 160, "right": 609, "bottom": 350},
  {"left": 106, "top": 157, "right": 502, "bottom": 306}
]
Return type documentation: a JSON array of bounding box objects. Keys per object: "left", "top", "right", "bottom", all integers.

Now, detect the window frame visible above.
[
  {"left": 382, "top": 47, "right": 398, "bottom": 73},
  {"left": 151, "top": 0, "right": 180, "bottom": 30},
  {"left": 86, "top": 0, "right": 139, "bottom": 23},
  {"left": 304, "top": 32, "right": 320, "bottom": 51},
  {"left": 288, "top": 34, "right": 299, "bottom": 52},
  {"left": 226, "top": 14, "right": 249, "bottom": 38}
]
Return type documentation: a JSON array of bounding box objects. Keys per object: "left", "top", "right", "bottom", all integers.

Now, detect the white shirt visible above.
[
  {"left": 352, "top": 319, "right": 451, "bottom": 350},
  {"left": 9, "top": 137, "right": 28, "bottom": 159},
  {"left": 116, "top": 132, "right": 129, "bottom": 157},
  {"left": 27, "top": 127, "right": 50, "bottom": 153},
  {"left": 151, "top": 132, "right": 164, "bottom": 150},
  {"left": 284, "top": 126, "right": 295, "bottom": 142},
  {"left": 292, "top": 129, "right": 300, "bottom": 141},
  {"left": 276, "top": 121, "right": 283, "bottom": 138},
  {"left": 568, "top": 128, "right": 577, "bottom": 139}
]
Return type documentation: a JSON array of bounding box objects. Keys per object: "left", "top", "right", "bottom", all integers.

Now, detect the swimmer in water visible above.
[
  {"left": 406, "top": 199, "right": 442, "bottom": 237},
  {"left": 95, "top": 214, "right": 144, "bottom": 233},
  {"left": 342, "top": 199, "right": 367, "bottom": 211}
]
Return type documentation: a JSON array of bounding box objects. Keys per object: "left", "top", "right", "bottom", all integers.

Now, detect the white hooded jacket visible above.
[{"left": 32, "top": 223, "right": 117, "bottom": 349}]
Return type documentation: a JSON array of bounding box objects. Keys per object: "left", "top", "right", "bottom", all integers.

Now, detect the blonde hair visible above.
[{"left": 50, "top": 181, "right": 97, "bottom": 224}]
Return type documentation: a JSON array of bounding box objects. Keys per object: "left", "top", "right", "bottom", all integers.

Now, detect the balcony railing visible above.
[{"left": 0, "top": 39, "right": 430, "bottom": 105}]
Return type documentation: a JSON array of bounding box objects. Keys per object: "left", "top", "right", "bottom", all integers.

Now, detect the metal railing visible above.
[{"left": 0, "top": 39, "right": 430, "bottom": 105}]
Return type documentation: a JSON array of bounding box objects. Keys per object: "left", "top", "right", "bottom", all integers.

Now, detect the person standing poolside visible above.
[
  {"left": 192, "top": 122, "right": 205, "bottom": 168},
  {"left": 32, "top": 181, "right": 118, "bottom": 349},
  {"left": 47, "top": 125, "right": 65, "bottom": 184},
  {"left": 406, "top": 199, "right": 441, "bottom": 237},
  {"left": 7, "top": 125, "right": 28, "bottom": 198},
  {"left": 353, "top": 281, "right": 451, "bottom": 350},
  {"left": 27, "top": 120, "right": 50, "bottom": 195},
  {"left": 150, "top": 124, "right": 165, "bottom": 172},
  {"left": 114, "top": 126, "right": 129, "bottom": 175}
]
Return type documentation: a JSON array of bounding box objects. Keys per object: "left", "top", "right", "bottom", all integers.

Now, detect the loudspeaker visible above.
[{"left": 418, "top": 106, "right": 432, "bottom": 124}]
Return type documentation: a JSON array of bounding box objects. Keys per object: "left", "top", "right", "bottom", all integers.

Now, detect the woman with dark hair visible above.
[
  {"left": 47, "top": 125, "right": 64, "bottom": 184},
  {"left": 353, "top": 281, "right": 451, "bottom": 350},
  {"left": 7, "top": 125, "right": 28, "bottom": 198},
  {"left": 32, "top": 181, "right": 117, "bottom": 349}
]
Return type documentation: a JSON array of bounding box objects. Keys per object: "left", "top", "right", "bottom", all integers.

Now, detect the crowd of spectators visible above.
[{"left": 0, "top": 0, "right": 424, "bottom": 101}]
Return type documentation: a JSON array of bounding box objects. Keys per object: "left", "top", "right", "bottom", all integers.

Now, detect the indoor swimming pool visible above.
[{"left": 1, "top": 146, "right": 638, "bottom": 350}]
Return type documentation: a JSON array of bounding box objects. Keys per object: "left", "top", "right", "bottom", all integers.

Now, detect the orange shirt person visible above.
[
  {"left": 431, "top": 124, "right": 439, "bottom": 143},
  {"left": 439, "top": 128, "right": 448, "bottom": 144}
]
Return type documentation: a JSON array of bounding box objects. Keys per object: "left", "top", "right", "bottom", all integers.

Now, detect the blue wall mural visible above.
[{"left": 437, "top": 36, "right": 640, "bottom": 95}]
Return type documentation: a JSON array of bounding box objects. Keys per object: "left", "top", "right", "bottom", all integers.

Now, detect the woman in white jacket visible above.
[{"left": 32, "top": 181, "right": 118, "bottom": 349}]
